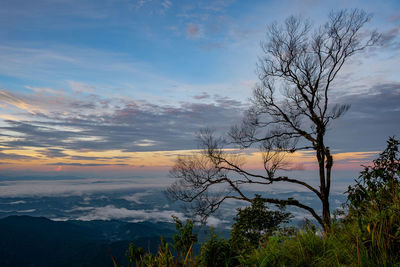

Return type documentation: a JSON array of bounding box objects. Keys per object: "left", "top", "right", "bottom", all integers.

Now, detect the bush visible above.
[
  {"left": 199, "top": 230, "right": 236, "bottom": 267},
  {"left": 345, "top": 137, "right": 400, "bottom": 266},
  {"left": 230, "top": 195, "right": 292, "bottom": 253},
  {"left": 172, "top": 215, "right": 198, "bottom": 262}
]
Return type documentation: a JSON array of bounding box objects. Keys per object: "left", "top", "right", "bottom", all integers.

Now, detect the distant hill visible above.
[{"left": 0, "top": 215, "right": 176, "bottom": 267}]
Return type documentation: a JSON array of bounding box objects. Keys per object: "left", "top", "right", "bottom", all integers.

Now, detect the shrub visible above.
[
  {"left": 230, "top": 195, "right": 292, "bottom": 253},
  {"left": 199, "top": 230, "right": 236, "bottom": 267}
]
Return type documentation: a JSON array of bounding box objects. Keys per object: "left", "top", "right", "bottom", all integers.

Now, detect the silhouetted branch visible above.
[{"left": 167, "top": 9, "right": 380, "bottom": 230}]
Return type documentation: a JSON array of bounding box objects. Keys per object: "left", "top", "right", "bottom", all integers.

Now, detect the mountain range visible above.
[{"left": 0, "top": 215, "right": 178, "bottom": 267}]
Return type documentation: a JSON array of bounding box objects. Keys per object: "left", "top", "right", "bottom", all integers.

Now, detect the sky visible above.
[{"left": 0, "top": 0, "right": 399, "bottom": 180}]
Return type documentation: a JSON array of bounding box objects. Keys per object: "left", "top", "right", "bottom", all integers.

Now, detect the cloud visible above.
[
  {"left": 1, "top": 80, "right": 398, "bottom": 167},
  {"left": 186, "top": 23, "right": 201, "bottom": 38},
  {"left": 72, "top": 204, "right": 226, "bottom": 226},
  {"left": 198, "top": 42, "right": 225, "bottom": 50},
  {"left": 0, "top": 89, "right": 100, "bottom": 115},
  {"left": 16, "top": 209, "right": 36, "bottom": 213},
  {"left": 0, "top": 90, "right": 43, "bottom": 114},
  {"left": 0, "top": 0, "right": 109, "bottom": 20},
  {"left": 214, "top": 95, "right": 242, "bottom": 107},
  {"left": 75, "top": 205, "right": 186, "bottom": 222},
  {"left": 133, "top": 139, "right": 160, "bottom": 147},
  {"left": 25, "top": 86, "right": 63, "bottom": 95},
  {"left": 202, "top": 0, "right": 235, "bottom": 12},
  {"left": 121, "top": 191, "right": 152, "bottom": 204},
  {"left": 193, "top": 92, "right": 211, "bottom": 100},
  {"left": 0, "top": 89, "right": 245, "bottom": 154},
  {"left": 137, "top": 0, "right": 153, "bottom": 8},
  {"left": 135, "top": 0, "right": 172, "bottom": 14},
  {"left": 0, "top": 152, "right": 35, "bottom": 160},
  {"left": 7, "top": 200, "right": 26, "bottom": 205},
  {"left": 48, "top": 162, "right": 129, "bottom": 167},
  {"left": 68, "top": 155, "right": 131, "bottom": 160},
  {"left": 389, "top": 12, "right": 400, "bottom": 22},
  {"left": 204, "top": 216, "right": 227, "bottom": 227},
  {"left": 68, "top": 81, "right": 96, "bottom": 94},
  {"left": 0, "top": 178, "right": 169, "bottom": 198},
  {"left": 380, "top": 27, "right": 400, "bottom": 49},
  {"left": 40, "top": 148, "right": 69, "bottom": 158},
  {"left": 0, "top": 45, "right": 155, "bottom": 87},
  {"left": 161, "top": 0, "right": 172, "bottom": 10},
  {"left": 326, "top": 82, "right": 400, "bottom": 152}
]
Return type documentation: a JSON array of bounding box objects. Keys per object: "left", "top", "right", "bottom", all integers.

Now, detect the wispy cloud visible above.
[
  {"left": 186, "top": 23, "right": 201, "bottom": 38},
  {"left": 121, "top": 192, "right": 153, "bottom": 204},
  {"left": 48, "top": 162, "right": 129, "bottom": 167},
  {"left": 72, "top": 204, "right": 226, "bottom": 226},
  {"left": 0, "top": 80, "right": 398, "bottom": 170},
  {"left": 380, "top": 27, "right": 400, "bottom": 49},
  {"left": 193, "top": 92, "right": 211, "bottom": 100},
  {"left": 75, "top": 205, "right": 185, "bottom": 222},
  {"left": 389, "top": 12, "right": 400, "bottom": 22},
  {"left": 0, "top": 178, "right": 168, "bottom": 198},
  {"left": 68, "top": 81, "right": 96, "bottom": 94},
  {"left": 0, "top": 88, "right": 245, "bottom": 155},
  {"left": 135, "top": 0, "right": 173, "bottom": 14},
  {"left": 0, "top": 152, "right": 36, "bottom": 160}
]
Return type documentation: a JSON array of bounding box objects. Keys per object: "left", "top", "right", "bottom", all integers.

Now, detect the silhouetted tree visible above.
[{"left": 167, "top": 9, "right": 380, "bottom": 230}]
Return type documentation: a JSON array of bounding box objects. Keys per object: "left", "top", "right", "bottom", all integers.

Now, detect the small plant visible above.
[
  {"left": 171, "top": 215, "right": 198, "bottom": 264},
  {"left": 126, "top": 242, "right": 145, "bottom": 266},
  {"left": 199, "top": 230, "right": 236, "bottom": 267},
  {"left": 230, "top": 194, "right": 292, "bottom": 253},
  {"left": 122, "top": 216, "right": 199, "bottom": 266}
]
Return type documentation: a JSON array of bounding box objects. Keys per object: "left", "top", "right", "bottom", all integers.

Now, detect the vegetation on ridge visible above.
[{"left": 119, "top": 137, "right": 399, "bottom": 266}]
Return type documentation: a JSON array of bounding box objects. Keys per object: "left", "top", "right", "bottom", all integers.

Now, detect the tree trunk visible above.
[{"left": 317, "top": 132, "right": 331, "bottom": 230}]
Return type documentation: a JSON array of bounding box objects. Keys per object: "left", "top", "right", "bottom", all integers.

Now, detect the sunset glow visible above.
[{"left": 0, "top": 0, "right": 398, "bottom": 182}]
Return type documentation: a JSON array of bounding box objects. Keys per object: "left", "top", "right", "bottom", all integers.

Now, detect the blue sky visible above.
[
  {"left": 0, "top": 0, "right": 399, "bottom": 177},
  {"left": 2, "top": 0, "right": 398, "bottom": 98}
]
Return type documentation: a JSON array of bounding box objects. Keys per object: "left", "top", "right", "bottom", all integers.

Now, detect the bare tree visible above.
[{"left": 167, "top": 9, "right": 380, "bottom": 230}]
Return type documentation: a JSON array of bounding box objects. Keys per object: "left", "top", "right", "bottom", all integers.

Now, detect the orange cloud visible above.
[
  {"left": 0, "top": 90, "right": 43, "bottom": 114},
  {"left": 0, "top": 147, "right": 379, "bottom": 174}
]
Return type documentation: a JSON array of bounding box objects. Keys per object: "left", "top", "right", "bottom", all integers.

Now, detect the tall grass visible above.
[
  {"left": 240, "top": 204, "right": 400, "bottom": 267},
  {"left": 240, "top": 223, "right": 356, "bottom": 267},
  {"left": 119, "top": 197, "right": 400, "bottom": 267},
  {"left": 119, "top": 205, "right": 400, "bottom": 267}
]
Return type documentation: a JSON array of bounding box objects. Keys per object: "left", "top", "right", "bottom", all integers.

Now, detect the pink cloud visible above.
[
  {"left": 186, "top": 23, "right": 200, "bottom": 38},
  {"left": 390, "top": 12, "right": 400, "bottom": 22}
]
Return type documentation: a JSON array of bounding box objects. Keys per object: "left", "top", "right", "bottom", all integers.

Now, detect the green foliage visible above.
[
  {"left": 123, "top": 218, "right": 199, "bottom": 267},
  {"left": 347, "top": 137, "right": 400, "bottom": 213},
  {"left": 240, "top": 222, "right": 360, "bottom": 267},
  {"left": 230, "top": 195, "right": 292, "bottom": 253},
  {"left": 199, "top": 230, "right": 237, "bottom": 267},
  {"left": 172, "top": 215, "right": 198, "bottom": 261},
  {"left": 345, "top": 137, "right": 400, "bottom": 266},
  {"left": 154, "top": 237, "right": 175, "bottom": 266},
  {"left": 126, "top": 242, "right": 146, "bottom": 266}
]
